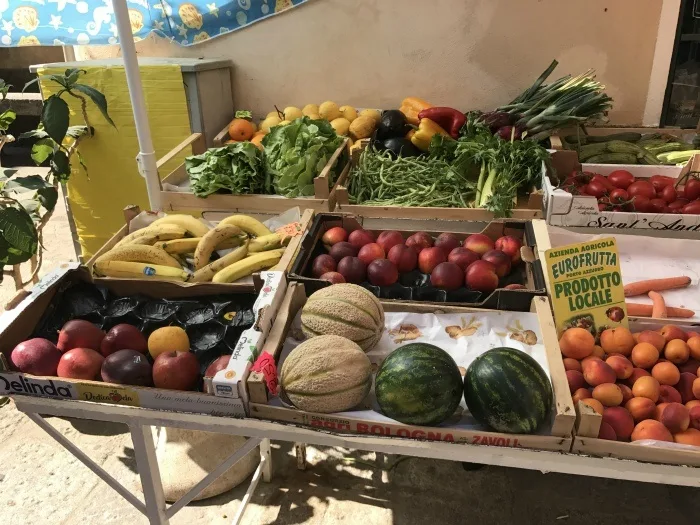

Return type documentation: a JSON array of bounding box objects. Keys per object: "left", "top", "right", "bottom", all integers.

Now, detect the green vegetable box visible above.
[
  {"left": 245, "top": 282, "right": 575, "bottom": 453},
  {"left": 157, "top": 131, "right": 349, "bottom": 214}
]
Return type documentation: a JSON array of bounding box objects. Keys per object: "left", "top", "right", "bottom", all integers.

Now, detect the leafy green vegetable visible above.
[
  {"left": 263, "top": 117, "right": 343, "bottom": 198},
  {"left": 186, "top": 142, "right": 265, "bottom": 198}
]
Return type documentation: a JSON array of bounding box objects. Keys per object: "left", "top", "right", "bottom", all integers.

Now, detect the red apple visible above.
[
  {"left": 337, "top": 256, "right": 367, "bottom": 283},
  {"left": 358, "top": 243, "right": 385, "bottom": 265},
  {"left": 57, "top": 347, "right": 104, "bottom": 380},
  {"left": 57, "top": 319, "right": 105, "bottom": 353},
  {"left": 418, "top": 247, "right": 447, "bottom": 274},
  {"left": 348, "top": 229, "right": 376, "bottom": 249},
  {"left": 320, "top": 271, "right": 346, "bottom": 284},
  {"left": 463, "top": 233, "right": 495, "bottom": 257},
  {"left": 328, "top": 241, "right": 358, "bottom": 262},
  {"left": 434, "top": 233, "right": 461, "bottom": 257},
  {"left": 10, "top": 338, "right": 62, "bottom": 376},
  {"left": 376, "top": 230, "right": 404, "bottom": 254},
  {"left": 430, "top": 262, "right": 464, "bottom": 291},
  {"left": 100, "top": 324, "right": 147, "bottom": 357},
  {"left": 152, "top": 351, "right": 200, "bottom": 391},
  {"left": 448, "top": 247, "right": 480, "bottom": 271},
  {"left": 465, "top": 260, "right": 499, "bottom": 293},
  {"left": 205, "top": 355, "right": 230, "bottom": 377},
  {"left": 405, "top": 231, "right": 433, "bottom": 254},
  {"left": 367, "top": 259, "right": 399, "bottom": 286},
  {"left": 322, "top": 226, "right": 348, "bottom": 246},
  {"left": 312, "top": 254, "right": 337, "bottom": 277},
  {"left": 481, "top": 249, "right": 512, "bottom": 278},
  {"left": 387, "top": 244, "right": 418, "bottom": 273},
  {"left": 494, "top": 235, "right": 523, "bottom": 265}
]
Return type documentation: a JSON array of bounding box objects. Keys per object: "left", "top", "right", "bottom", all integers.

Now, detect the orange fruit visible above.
[
  {"left": 228, "top": 118, "right": 255, "bottom": 141},
  {"left": 250, "top": 133, "right": 265, "bottom": 151}
]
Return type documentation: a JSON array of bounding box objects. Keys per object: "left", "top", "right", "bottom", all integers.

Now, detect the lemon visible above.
[
  {"left": 319, "top": 101, "right": 342, "bottom": 121},
  {"left": 261, "top": 115, "right": 282, "bottom": 132},
  {"left": 339, "top": 105, "right": 358, "bottom": 122},
  {"left": 359, "top": 109, "right": 381, "bottom": 124},
  {"left": 283, "top": 107, "right": 303, "bottom": 121},
  {"left": 148, "top": 326, "right": 189, "bottom": 359},
  {"left": 302, "top": 104, "right": 319, "bottom": 117},
  {"left": 279, "top": 120, "right": 292, "bottom": 126},
  {"left": 330, "top": 117, "right": 350, "bottom": 136},
  {"left": 266, "top": 111, "right": 280, "bottom": 119}
]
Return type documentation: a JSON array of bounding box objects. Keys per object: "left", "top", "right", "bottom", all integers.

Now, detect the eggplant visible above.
[
  {"left": 382, "top": 137, "right": 420, "bottom": 158},
  {"left": 377, "top": 110, "right": 409, "bottom": 140},
  {"left": 480, "top": 111, "right": 512, "bottom": 133}
]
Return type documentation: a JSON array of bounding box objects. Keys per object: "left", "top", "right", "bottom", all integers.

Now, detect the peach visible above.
[
  {"left": 606, "top": 355, "right": 633, "bottom": 379},
  {"left": 312, "top": 254, "right": 336, "bottom": 277},
  {"left": 651, "top": 361, "right": 681, "bottom": 386},
  {"left": 358, "top": 243, "right": 385, "bottom": 265},
  {"left": 631, "top": 342, "right": 659, "bottom": 369},
  {"left": 348, "top": 229, "right": 375, "bottom": 249},
  {"left": 494, "top": 235, "right": 522, "bottom": 265},
  {"left": 693, "top": 377, "right": 700, "bottom": 400},
  {"left": 664, "top": 339, "right": 690, "bottom": 365},
  {"left": 376, "top": 230, "right": 404, "bottom": 255},
  {"left": 329, "top": 242, "right": 359, "bottom": 262},
  {"left": 658, "top": 385, "right": 682, "bottom": 404},
  {"left": 687, "top": 337, "right": 700, "bottom": 361},
  {"left": 559, "top": 328, "right": 595, "bottom": 360},
  {"left": 583, "top": 359, "right": 616, "bottom": 386},
  {"left": 637, "top": 330, "right": 666, "bottom": 352},
  {"left": 677, "top": 372, "right": 698, "bottom": 403},
  {"left": 660, "top": 325, "right": 688, "bottom": 342},
  {"left": 592, "top": 345, "right": 605, "bottom": 359},
  {"left": 654, "top": 403, "right": 670, "bottom": 421},
  {"left": 690, "top": 406, "right": 700, "bottom": 430},
  {"left": 598, "top": 422, "right": 617, "bottom": 441},
  {"left": 674, "top": 428, "right": 700, "bottom": 446},
  {"left": 625, "top": 397, "right": 656, "bottom": 422},
  {"left": 433, "top": 233, "right": 461, "bottom": 257},
  {"left": 581, "top": 398, "right": 604, "bottom": 415},
  {"left": 631, "top": 419, "right": 674, "bottom": 443},
  {"left": 337, "top": 256, "right": 367, "bottom": 284},
  {"left": 600, "top": 327, "right": 635, "bottom": 357},
  {"left": 566, "top": 370, "right": 586, "bottom": 394},
  {"left": 592, "top": 383, "right": 623, "bottom": 407},
  {"left": 320, "top": 272, "right": 345, "bottom": 284},
  {"left": 405, "top": 231, "right": 433, "bottom": 254},
  {"left": 481, "top": 250, "right": 511, "bottom": 278},
  {"left": 462, "top": 233, "right": 494, "bottom": 256},
  {"left": 602, "top": 407, "right": 635, "bottom": 441},
  {"left": 418, "top": 247, "right": 447, "bottom": 274},
  {"left": 632, "top": 376, "right": 660, "bottom": 403},
  {"left": 686, "top": 400, "right": 700, "bottom": 410},
  {"left": 563, "top": 358, "right": 582, "bottom": 372},
  {"left": 572, "top": 388, "right": 591, "bottom": 404},
  {"left": 387, "top": 245, "right": 418, "bottom": 273},
  {"left": 660, "top": 402, "right": 690, "bottom": 433},
  {"left": 430, "top": 262, "right": 464, "bottom": 291},
  {"left": 322, "top": 226, "right": 348, "bottom": 246},
  {"left": 679, "top": 358, "right": 700, "bottom": 374},
  {"left": 367, "top": 259, "right": 399, "bottom": 287},
  {"left": 619, "top": 384, "right": 634, "bottom": 405},
  {"left": 465, "top": 260, "right": 499, "bottom": 294},
  {"left": 447, "top": 247, "right": 480, "bottom": 271},
  {"left": 623, "top": 367, "right": 651, "bottom": 387}
]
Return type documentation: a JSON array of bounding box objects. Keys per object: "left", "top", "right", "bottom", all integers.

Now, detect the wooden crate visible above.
[
  {"left": 246, "top": 282, "right": 575, "bottom": 453},
  {"left": 334, "top": 139, "right": 543, "bottom": 220},
  {"left": 550, "top": 126, "right": 688, "bottom": 150},
  {"left": 158, "top": 133, "right": 350, "bottom": 213}
]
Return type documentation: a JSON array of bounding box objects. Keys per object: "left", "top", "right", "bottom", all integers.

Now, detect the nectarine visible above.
[
  {"left": 602, "top": 406, "right": 634, "bottom": 440},
  {"left": 660, "top": 402, "right": 690, "bottom": 433}
]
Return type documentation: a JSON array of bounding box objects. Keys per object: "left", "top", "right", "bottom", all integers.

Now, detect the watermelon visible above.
[
  {"left": 375, "top": 343, "right": 463, "bottom": 426},
  {"left": 464, "top": 347, "right": 552, "bottom": 434}
]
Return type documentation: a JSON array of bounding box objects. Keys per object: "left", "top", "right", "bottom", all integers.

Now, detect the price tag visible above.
[
  {"left": 251, "top": 351, "right": 278, "bottom": 395},
  {"left": 545, "top": 237, "right": 628, "bottom": 336},
  {"left": 275, "top": 221, "right": 302, "bottom": 243}
]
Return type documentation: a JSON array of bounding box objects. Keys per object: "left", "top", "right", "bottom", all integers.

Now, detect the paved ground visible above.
[{"left": 1, "top": 185, "right": 700, "bottom": 524}]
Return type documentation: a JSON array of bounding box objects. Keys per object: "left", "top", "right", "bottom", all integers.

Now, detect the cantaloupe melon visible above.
[
  {"left": 281, "top": 335, "right": 372, "bottom": 413},
  {"left": 300, "top": 283, "right": 384, "bottom": 351}
]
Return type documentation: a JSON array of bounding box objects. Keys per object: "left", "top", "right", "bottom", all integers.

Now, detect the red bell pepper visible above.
[{"left": 417, "top": 107, "right": 465, "bottom": 139}]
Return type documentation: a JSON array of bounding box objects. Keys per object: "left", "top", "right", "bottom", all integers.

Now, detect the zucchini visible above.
[
  {"left": 645, "top": 142, "right": 694, "bottom": 154},
  {"left": 657, "top": 150, "right": 700, "bottom": 165},
  {"left": 583, "top": 132, "right": 642, "bottom": 143},
  {"left": 579, "top": 143, "right": 608, "bottom": 161},
  {"left": 585, "top": 153, "right": 638, "bottom": 164},
  {"left": 640, "top": 152, "right": 661, "bottom": 165}
]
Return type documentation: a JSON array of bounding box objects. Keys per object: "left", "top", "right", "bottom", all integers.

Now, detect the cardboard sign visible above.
[{"left": 545, "top": 237, "right": 627, "bottom": 336}]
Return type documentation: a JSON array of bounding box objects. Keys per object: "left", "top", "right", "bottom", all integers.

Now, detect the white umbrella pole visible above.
[{"left": 112, "top": 0, "right": 162, "bottom": 210}]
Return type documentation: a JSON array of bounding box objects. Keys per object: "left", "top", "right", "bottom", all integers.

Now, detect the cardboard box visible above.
[
  {"left": 334, "top": 139, "right": 543, "bottom": 220},
  {"left": 289, "top": 213, "right": 548, "bottom": 312},
  {"left": 0, "top": 266, "right": 287, "bottom": 416},
  {"left": 543, "top": 150, "right": 700, "bottom": 231},
  {"left": 158, "top": 133, "right": 349, "bottom": 213},
  {"left": 247, "top": 282, "right": 575, "bottom": 452},
  {"left": 550, "top": 127, "right": 688, "bottom": 151}
]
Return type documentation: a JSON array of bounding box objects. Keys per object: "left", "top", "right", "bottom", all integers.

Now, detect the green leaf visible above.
[
  {"left": 64, "top": 69, "right": 85, "bottom": 88},
  {"left": 22, "top": 77, "right": 40, "bottom": 93},
  {"left": 66, "top": 125, "right": 88, "bottom": 139},
  {"left": 31, "top": 139, "right": 55, "bottom": 165},
  {"left": 42, "top": 95, "right": 69, "bottom": 145},
  {"left": 76, "top": 149, "right": 88, "bottom": 177},
  {"left": 235, "top": 110, "right": 252, "bottom": 119},
  {"left": 0, "top": 109, "right": 16, "bottom": 130},
  {"left": 0, "top": 206, "right": 38, "bottom": 255},
  {"left": 18, "top": 197, "right": 40, "bottom": 217},
  {"left": 37, "top": 185, "right": 58, "bottom": 212},
  {"left": 0, "top": 236, "right": 32, "bottom": 265},
  {"left": 19, "top": 129, "right": 49, "bottom": 140},
  {"left": 72, "top": 84, "right": 116, "bottom": 128},
  {"left": 4, "top": 175, "right": 49, "bottom": 193},
  {"left": 0, "top": 79, "right": 10, "bottom": 99},
  {"left": 51, "top": 149, "right": 71, "bottom": 181}
]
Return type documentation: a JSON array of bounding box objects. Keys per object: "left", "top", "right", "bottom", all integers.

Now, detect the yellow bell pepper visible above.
[
  {"left": 410, "top": 118, "right": 451, "bottom": 151},
  {"left": 399, "top": 97, "right": 432, "bottom": 126}
]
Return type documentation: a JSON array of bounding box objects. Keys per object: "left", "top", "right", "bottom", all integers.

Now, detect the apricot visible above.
[
  {"left": 625, "top": 397, "right": 656, "bottom": 422},
  {"left": 632, "top": 375, "right": 660, "bottom": 403},
  {"left": 693, "top": 377, "right": 700, "bottom": 400},
  {"left": 658, "top": 385, "right": 682, "bottom": 404},
  {"left": 674, "top": 428, "right": 700, "bottom": 446},
  {"left": 566, "top": 370, "right": 586, "bottom": 394},
  {"left": 562, "top": 358, "right": 582, "bottom": 372},
  {"left": 619, "top": 384, "right": 633, "bottom": 405},
  {"left": 664, "top": 339, "right": 690, "bottom": 365},
  {"left": 687, "top": 337, "right": 700, "bottom": 361},
  {"left": 606, "top": 355, "right": 633, "bottom": 380},
  {"left": 572, "top": 388, "right": 591, "bottom": 404},
  {"left": 651, "top": 361, "right": 681, "bottom": 386},
  {"left": 591, "top": 345, "right": 605, "bottom": 359},
  {"left": 631, "top": 419, "right": 674, "bottom": 443},
  {"left": 602, "top": 406, "right": 634, "bottom": 441},
  {"left": 600, "top": 327, "right": 635, "bottom": 356},
  {"left": 597, "top": 422, "right": 617, "bottom": 441},
  {"left": 581, "top": 398, "right": 604, "bottom": 415},
  {"left": 661, "top": 402, "right": 690, "bottom": 433},
  {"left": 582, "top": 359, "right": 616, "bottom": 386},
  {"left": 677, "top": 372, "right": 698, "bottom": 403},
  {"left": 632, "top": 332, "right": 640, "bottom": 344},
  {"left": 631, "top": 342, "right": 660, "bottom": 369},
  {"left": 637, "top": 330, "right": 666, "bottom": 352},
  {"left": 654, "top": 403, "right": 670, "bottom": 421},
  {"left": 559, "top": 328, "right": 595, "bottom": 359},
  {"left": 686, "top": 399, "right": 700, "bottom": 410},
  {"left": 623, "top": 368, "right": 651, "bottom": 387},
  {"left": 660, "top": 325, "right": 688, "bottom": 342},
  {"left": 689, "top": 406, "right": 700, "bottom": 430},
  {"left": 592, "top": 383, "right": 623, "bottom": 407}
]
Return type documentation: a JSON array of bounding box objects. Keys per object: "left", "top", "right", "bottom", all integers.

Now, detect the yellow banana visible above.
[
  {"left": 219, "top": 215, "right": 272, "bottom": 238},
  {"left": 94, "top": 261, "right": 188, "bottom": 282},
  {"left": 190, "top": 241, "right": 249, "bottom": 282},
  {"left": 150, "top": 214, "right": 210, "bottom": 237},
  {"left": 194, "top": 224, "right": 245, "bottom": 270},
  {"left": 154, "top": 237, "right": 201, "bottom": 254},
  {"left": 96, "top": 245, "right": 182, "bottom": 269},
  {"left": 248, "top": 233, "right": 289, "bottom": 253},
  {"left": 114, "top": 224, "right": 186, "bottom": 248},
  {"left": 212, "top": 249, "right": 284, "bottom": 283}
]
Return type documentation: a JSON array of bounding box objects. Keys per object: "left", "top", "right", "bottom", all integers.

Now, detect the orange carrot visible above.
[
  {"left": 623, "top": 276, "right": 692, "bottom": 297},
  {"left": 648, "top": 291, "right": 667, "bottom": 318},
  {"left": 625, "top": 302, "right": 694, "bottom": 318}
]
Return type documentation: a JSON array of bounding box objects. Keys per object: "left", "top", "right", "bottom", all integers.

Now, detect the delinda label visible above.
[{"left": 0, "top": 373, "right": 75, "bottom": 399}]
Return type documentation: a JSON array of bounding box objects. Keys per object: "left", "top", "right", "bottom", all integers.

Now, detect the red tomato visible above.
[
  {"left": 609, "top": 188, "right": 629, "bottom": 204},
  {"left": 631, "top": 195, "right": 651, "bottom": 213},
  {"left": 649, "top": 174, "right": 675, "bottom": 192},
  {"left": 585, "top": 180, "right": 608, "bottom": 199},
  {"left": 659, "top": 184, "right": 677, "bottom": 203},
  {"left": 627, "top": 180, "right": 656, "bottom": 200},
  {"left": 598, "top": 202, "right": 609, "bottom": 212},
  {"left": 649, "top": 198, "right": 667, "bottom": 213},
  {"left": 591, "top": 174, "right": 614, "bottom": 191},
  {"left": 682, "top": 200, "right": 700, "bottom": 215},
  {"left": 668, "top": 199, "right": 689, "bottom": 212},
  {"left": 683, "top": 178, "right": 700, "bottom": 201},
  {"left": 607, "top": 170, "right": 635, "bottom": 189}
]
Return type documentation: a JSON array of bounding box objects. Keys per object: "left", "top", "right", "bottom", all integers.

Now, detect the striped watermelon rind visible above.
[
  {"left": 375, "top": 343, "right": 463, "bottom": 426},
  {"left": 464, "top": 347, "right": 553, "bottom": 434}
]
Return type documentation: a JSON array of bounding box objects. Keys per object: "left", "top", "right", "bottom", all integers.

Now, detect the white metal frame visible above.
[{"left": 11, "top": 396, "right": 700, "bottom": 525}]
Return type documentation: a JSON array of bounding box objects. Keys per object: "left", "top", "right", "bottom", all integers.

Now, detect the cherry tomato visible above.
[
  {"left": 627, "top": 180, "right": 656, "bottom": 200},
  {"left": 659, "top": 184, "right": 677, "bottom": 203},
  {"left": 683, "top": 177, "right": 700, "bottom": 201},
  {"left": 585, "top": 180, "right": 608, "bottom": 199},
  {"left": 649, "top": 175, "right": 675, "bottom": 192},
  {"left": 598, "top": 202, "right": 609, "bottom": 212},
  {"left": 682, "top": 200, "right": 700, "bottom": 215},
  {"left": 609, "top": 188, "right": 629, "bottom": 204},
  {"left": 649, "top": 198, "right": 667, "bottom": 213},
  {"left": 591, "top": 174, "right": 614, "bottom": 191},
  {"left": 631, "top": 195, "right": 651, "bottom": 213},
  {"left": 668, "top": 199, "right": 689, "bottom": 212},
  {"left": 607, "top": 170, "right": 635, "bottom": 189}
]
